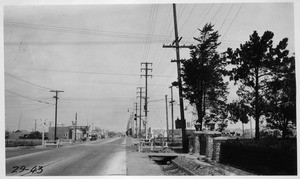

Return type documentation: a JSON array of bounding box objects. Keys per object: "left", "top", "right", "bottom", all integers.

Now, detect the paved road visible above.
[{"left": 6, "top": 137, "right": 126, "bottom": 176}]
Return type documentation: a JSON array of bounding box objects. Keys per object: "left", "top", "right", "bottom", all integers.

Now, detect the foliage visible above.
[
  {"left": 221, "top": 138, "right": 297, "bottom": 174},
  {"left": 263, "top": 38, "right": 296, "bottom": 138},
  {"left": 181, "top": 23, "right": 228, "bottom": 131},
  {"left": 26, "top": 131, "right": 43, "bottom": 139},
  {"left": 225, "top": 30, "right": 282, "bottom": 139},
  {"left": 227, "top": 100, "right": 250, "bottom": 124},
  {"left": 5, "top": 139, "right": 42, "bottom": 147}
]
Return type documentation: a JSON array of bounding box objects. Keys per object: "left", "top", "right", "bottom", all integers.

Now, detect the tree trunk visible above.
[
  {"left": 242, "top": 123, "right": 245, "bottom": 138},
  {"left": 255, "top": 67, "right": 260, "bottom": 139},
  {"left": 196, "top": 104, "right": 203, "bottom": 131}
]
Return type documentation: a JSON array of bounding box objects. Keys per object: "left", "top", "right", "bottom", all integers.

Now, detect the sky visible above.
[{"left": 2, "top": 0, "right": 298, "bottom": 133}]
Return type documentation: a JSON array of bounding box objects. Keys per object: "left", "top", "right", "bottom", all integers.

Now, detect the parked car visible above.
[{"left": 89, "top": 134, "right": 97, "bottom": 141}]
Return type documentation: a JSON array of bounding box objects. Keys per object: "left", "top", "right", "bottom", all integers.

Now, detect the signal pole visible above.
[
  {"left": 141, "top": 62, "right": 152, "bottom": 139},
  {"left": 165, "top": 95, "right": 169, "bottom": 142},
  {"left": 50, "top": 90, "right": 64, "bottom": 141},
  {"left": 169, "top": 85, "right": 175, "bottom": 142},
  {"left": 162, "top": 4, "right": 193, "bottom": 153},
  {"left": 137, "top": 87, "right": 145, "bottom": 138}
]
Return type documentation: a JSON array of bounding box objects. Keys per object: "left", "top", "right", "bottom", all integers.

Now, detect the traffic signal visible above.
[{"left": 134, "top": 114, "right": 137, "bottom": 121}]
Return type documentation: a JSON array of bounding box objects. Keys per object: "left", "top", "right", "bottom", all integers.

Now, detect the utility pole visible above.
[
  {"left": 137, "top": 87, "right": 145, "bottom": 138},
  {"left": 75, "top": 113, "right": 77, "bottom": 141},
  {"left": 162, "top": 4, "right": 192, "bottom": 153},
  {"left": 135, "top": 102, "right": 138, "bottom": 138},
  {"left": 50, "top": 90, "right": 64, "bottom": 141},
  {"left": 34, "top": 119, "right": 37, "bottom": 132},
  {"left": 169, "top": 85, "right": 175, "bottom": 142},
  {"left": 141, "top": 62, "right": 152, "bottom": 140},
  {"left": 165, "top": 95, "right": 169, "bottom": 142},
  {"left": 18, "top": 113, "right": 22, "bottom": 131}
]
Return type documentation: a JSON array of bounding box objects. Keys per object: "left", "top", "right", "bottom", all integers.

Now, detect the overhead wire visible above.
[
  {"left": 4, "top": 21, "right": 171, "bottom": 41},
  {"left": 5, "top": 104, "right": 55, "bottom": 115},
  {"left": 5, "top": 89, "right": 53, "bottom": 105},
  {"left": 221, "top": 3, "right": 244, "bottom": 41},
  {"left": 218, "top": 3, "right": 234, "bottom": 32},
  {"left": 184, "top": 4, "right": 214, "bottom": 44},
  {"left": 5, "top": 72, "right": 52, "bottom": 90},
  {"left": 15, "top": 67, "right": 176, "bottom": 78}
]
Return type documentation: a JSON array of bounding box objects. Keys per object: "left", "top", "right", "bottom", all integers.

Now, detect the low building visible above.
[
  {"left": 9, "top": 130, "right": 30, "bottom": 139},
  {"left": 48, "top": 127, "right": 69, "bottom": 140}
]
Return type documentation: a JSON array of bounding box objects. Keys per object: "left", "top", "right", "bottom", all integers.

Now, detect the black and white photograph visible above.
[{"left": 3, "top": 0, "right": 298, "bottom": 177}]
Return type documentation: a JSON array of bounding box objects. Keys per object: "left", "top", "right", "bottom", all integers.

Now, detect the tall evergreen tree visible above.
[
  {"left": 226, "top": 31, "right": 274, "bottom": 139},
  {"left": 264, "top": 38, "right": 296, "bottom": 137},
  {"left": 226, "top": 30, "right": 295, "bottom": 139},
  {"left": 182, "top": 23, "right": 228, "bottom": 131}
]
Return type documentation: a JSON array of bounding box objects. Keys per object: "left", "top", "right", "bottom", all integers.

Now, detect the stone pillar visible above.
[
  {"left": 206, "top": 135, "right": 214, "bottom": 159},
  {"left": 194, "top": 135, "right": 200, "bottom": 154},
  {"left": 188, "top": 135, "right": 194, "bottom": 154},
  {"left": 212, "top": 137, "right": 228, "bottom": 162}
]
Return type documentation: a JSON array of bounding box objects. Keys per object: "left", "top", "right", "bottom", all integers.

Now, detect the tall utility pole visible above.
[
  {"left": 162, "top": 4, "right": 192, "bottom": 153},
  {"left": 34, "top": 119, "right": 37, "bottom": 132},
  {"left": 141, "top": 62, "right": 152, "bottom": 139},
  {"left": 169, "top": 85, "right": 175, "bottom": 142},
  {"left": 18, "top": 113, "right": 22, "bottom": 130},
  {"left": 165, "top": 95, "right": 169, "bottom": 142},
  {"left": 135, "top": 102, "right": 138, "bottom": 138},
  {"left": 50, "top": 90, "right": 64, "bottom": 141},
  {"left": 137, "top": 87, "right": 145, "bottom": 138},
  {"left": 75, "top": 113, "right": 77, "bottom": 141}
]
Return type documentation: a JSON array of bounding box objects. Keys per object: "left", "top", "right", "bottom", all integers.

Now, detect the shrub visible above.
[{"left": 220, "top": 138, "right": 297, "bottom": 175}]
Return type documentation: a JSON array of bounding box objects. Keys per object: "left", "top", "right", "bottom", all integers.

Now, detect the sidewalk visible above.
[
  {"left": 125, "top": 136, "right": 253, "bottom": 176},
  {"left": 126, "top": 137, "right": 165, "bottom": 175}
]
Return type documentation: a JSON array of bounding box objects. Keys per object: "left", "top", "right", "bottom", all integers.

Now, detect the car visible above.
[{"left": 89, "top": 134, "right": 97, "bottom": 141}]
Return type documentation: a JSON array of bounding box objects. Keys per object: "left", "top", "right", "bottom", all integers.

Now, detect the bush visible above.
[
  {"left": 5, "top": 139, "right": 42, "bottom": 147},
  {"left": 219, "top": 138, "right": 297, "bottom": 175}
]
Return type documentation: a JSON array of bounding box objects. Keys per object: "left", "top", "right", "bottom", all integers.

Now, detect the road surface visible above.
[{"left": 6, "top": 137, "right": 126, "bottom": 176}]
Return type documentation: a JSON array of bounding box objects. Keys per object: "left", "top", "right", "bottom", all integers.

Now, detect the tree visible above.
[
  {"left": 27, "top": 131, "right": 42, "bottom": 139},
  {"left": 264, "top": 38, "right": 296, "bottom": 138},
  {"left": 227, "top": 100, "right": 250, "bottom": 137},
  {"left": 182, "top": 23, "right": 228, "bottom": 131},
  {"left": 226, "top": 30, "right": 274, "bottom": 139}
]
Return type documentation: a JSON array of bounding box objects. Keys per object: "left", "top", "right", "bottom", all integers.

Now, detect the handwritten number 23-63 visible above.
[{"left": 11, "top": 166, "right": 43, "bottom": 174}]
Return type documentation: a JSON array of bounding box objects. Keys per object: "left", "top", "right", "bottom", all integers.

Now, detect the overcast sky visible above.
[{"left": 3, "top": 0, "right": 297, "bottom": 132}]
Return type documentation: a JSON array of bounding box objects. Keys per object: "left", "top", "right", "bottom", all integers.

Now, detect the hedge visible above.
[{"left": 219, "top": 138, "right": 297, "bottom": 175}]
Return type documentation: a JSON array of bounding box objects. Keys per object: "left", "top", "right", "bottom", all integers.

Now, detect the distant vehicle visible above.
[{"left": 89, "top": 134, "right": 97, "bottom": 141}]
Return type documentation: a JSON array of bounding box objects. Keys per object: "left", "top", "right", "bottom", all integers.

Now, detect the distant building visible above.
[
  {"left": 9, "top": 130, "right": 30, "bottom": 139},
  {"left": 48, "top": 126, "right": 89, "bottom": 141},
  {"left": 48, "top": 127, "right": 70, "bottom": 140}
]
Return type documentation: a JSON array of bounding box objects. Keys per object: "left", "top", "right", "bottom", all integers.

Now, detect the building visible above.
[
  {"left": 48, "top": 127, "right": 69, "bottom": 140},
  {"left": 48, "top": 125, "right": 89, "bottom": 141},
  {"left": 9, "top": 130, "right": 30, "bottom": 139}
]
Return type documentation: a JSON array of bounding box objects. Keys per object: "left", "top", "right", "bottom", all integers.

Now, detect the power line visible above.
[
  {"left": 4, "top": 40, "right": 167, "bottom": 46},
  {"left": 4, "top": 21, "right": 172, "bottom": 41},
  {"left": 5, "top": 104, "right": 54, "bottom": 115},
  {"left": 209, "top": 3, "right": 224, "bottom": 22},
  {"left": 218, "top": 4, "right": 234, "bottom": 32},
  {"left": 178, "top": 4, "right": 197, "bottom": 34},
  {"left": 184, "top": 4, "right": 214, "bottom": 44},
  {"left": 5, "top": 89, "right": 52, "bottom": 105},
  {"left": 221, "top": 4, "right": 244, "bottom": 41},
  {"left": 5, "top": 72, "right": 52, "bottom": 90},
  {"left": 15, "top": 68, "right": 176, "bottom": 78}
]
